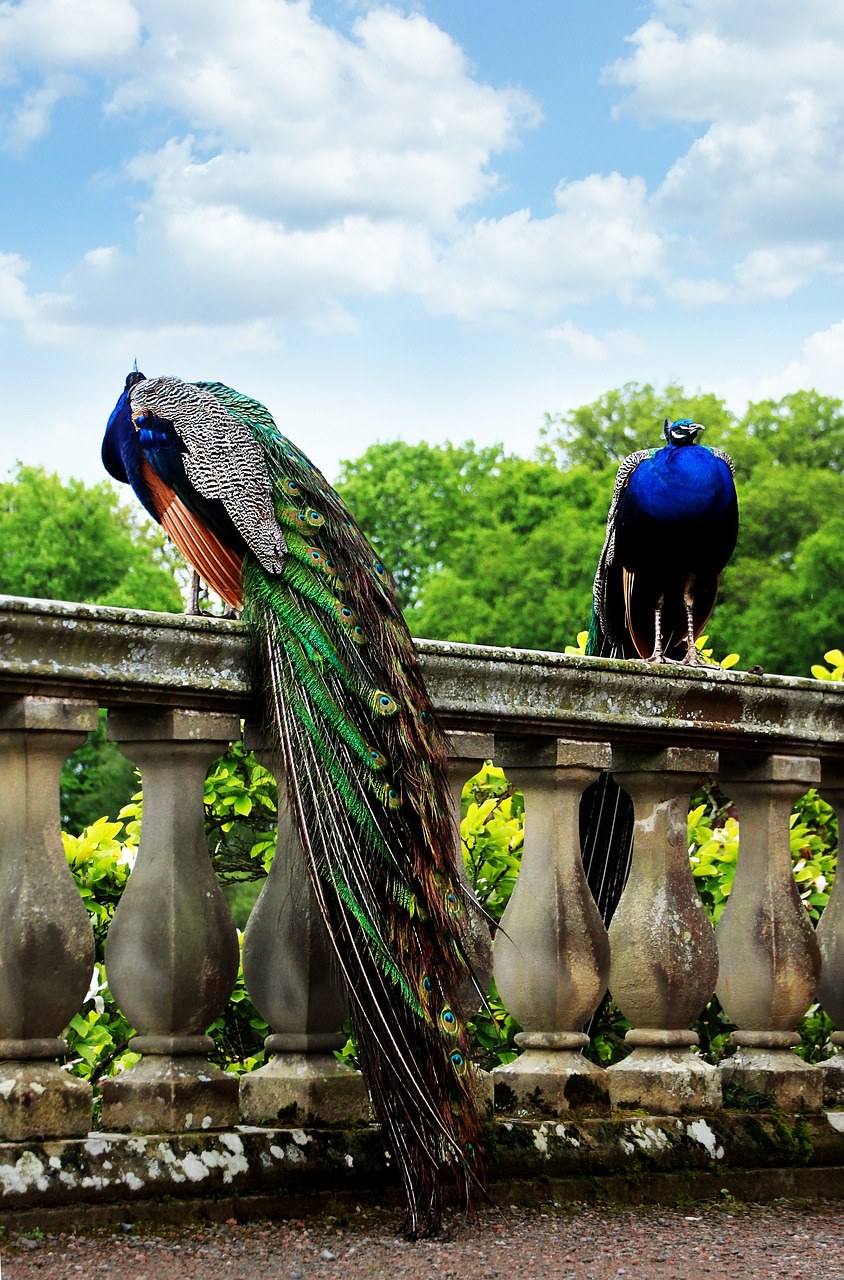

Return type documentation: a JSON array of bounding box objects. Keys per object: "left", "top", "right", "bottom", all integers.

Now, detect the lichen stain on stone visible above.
[
  {"left": 84, "top": 1137, "right": 112, "bottom": 1158},
  {"left": 0, "top": 1152, "right": 50, "bottom": 1195},
  {"left": 625, "top": 1121, "right": 672, "bottom": 1154},
  {"left": 685, "top": 1119, "right": 725, "bottom": 1159},
  {"left": 554, "top": 1123, "right": 581, "bottom": 1148},
  {"left": 533, "top": 1126, "right": 549, "bottom": 1156},
  {"left": 291, "top": 1129, "right": 310, "bottom": 1147}
]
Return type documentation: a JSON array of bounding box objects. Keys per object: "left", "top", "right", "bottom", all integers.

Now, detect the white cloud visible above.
[
  {"left": 546, "top": 321, "right": 644, "bottom": 363},
  {"left": 421, "top": 173, "right": 662, "bottom": 320},
  {"left": 6, "top": 0, "right": 844, "bottom": 353},
  {"left": 0, "top": 0, "right": 140, "bottom": 69},
  {"left": 609, "top": 0, "right": 844, "bottom": 277},
  {"left": 714, "top": 315, "right": 844, "bottom": 408},
  {"left": 2, "top": 73, "right": 80, "bottom": 149}
]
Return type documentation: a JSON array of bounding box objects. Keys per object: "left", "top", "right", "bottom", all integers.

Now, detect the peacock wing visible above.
[{"left": 591, "top": 449, "right": 652, "bottom": 657}]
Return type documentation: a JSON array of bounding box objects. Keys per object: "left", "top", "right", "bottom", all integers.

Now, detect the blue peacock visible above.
[
  {"left": 582, "top": 418, "right": 739, "bottom": 926},
  {"left": 102, "top": 372, "right": 482, "bottom": 1238},
  {"left": 588, "top": 417, "right": 738, "bottom": 664}
]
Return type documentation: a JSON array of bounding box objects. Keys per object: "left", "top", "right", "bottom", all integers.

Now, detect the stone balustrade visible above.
[{"left": 0, "top": 593, "right": 842, "bottom": 1150}]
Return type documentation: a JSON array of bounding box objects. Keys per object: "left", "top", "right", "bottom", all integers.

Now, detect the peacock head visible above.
[{"left": 663, "top": 417, "right": 704, "bottom": 446}]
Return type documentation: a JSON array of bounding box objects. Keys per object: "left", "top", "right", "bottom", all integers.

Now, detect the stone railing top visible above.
[{"left": 1, "top": 594, "right": 842, "bottom": 758}]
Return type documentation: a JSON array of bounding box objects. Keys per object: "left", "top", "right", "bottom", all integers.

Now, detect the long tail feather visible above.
[{"left": 218, "top": 398, "right": 483, "bottom": 1236}]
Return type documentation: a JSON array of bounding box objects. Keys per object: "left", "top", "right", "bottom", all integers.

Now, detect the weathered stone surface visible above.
[
  {"left": 821, "top": 1040, "right": 844, "bottom": 1107},
  {"left": 2, "top": 597, "right": 843, "bottom": 757},
  {"left": 716, "top": 759, "right": 822, "bottom": 1032},
  {"left": 607, "top": 1048, "right": 721, "bottom": 1113},
  {"left": 608, "top": 754, "right": 719, "bottom": 1033},
  {"left": 101, "top": 1056, "right": 239, "bottom": 1133},
  {"left": 1, "top": 1113, "right": 843, "bottom": 1216},
  {"left": 239, "top": 1054, "right": 372, "bottom": 1127},
  {"left": 492, "top": 744, "right": 610, "bottom": 1117},
  {"left": 720, "top": 1046, "right": 824, "bottom": 1111},
  {"left": 495, "top": 751, "right": 610, "bottom": 1035},
  {"left": 0, "top": 696, "right": 97, "bottom": 1140},
  {"left": 605, "top": 752, "right": 720, "bottom": 1113},
  {"left": 493, "top": 1048, "right": 609, "bottom": 1117},
  {"left": 0, "top": 1062, "right": 91, "bottom": 1142},
  {"left": 241, "top": 794, "right": 346, "bottom": 1048}
]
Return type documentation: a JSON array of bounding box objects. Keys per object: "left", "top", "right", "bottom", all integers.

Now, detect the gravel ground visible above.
[{"left": 2, "top": 1200, "right": 841, "bottom": 1279}]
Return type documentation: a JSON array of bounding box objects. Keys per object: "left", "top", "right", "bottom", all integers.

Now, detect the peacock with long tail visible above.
[
  {"left": 102, "top": 371, "right": 483, "bottom": 1238},
  {"left": 581, "top": 417, "right": 739, "bottom": 927}
]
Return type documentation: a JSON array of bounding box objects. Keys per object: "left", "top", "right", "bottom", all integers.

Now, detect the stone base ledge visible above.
[{"left": 0, "top": 1114, "right": 842, "bottom": 1220}]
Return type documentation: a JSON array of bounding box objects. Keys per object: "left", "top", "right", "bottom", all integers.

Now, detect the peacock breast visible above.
[{"left": 625, "top": 446, "right": 735, "bottom": 524}]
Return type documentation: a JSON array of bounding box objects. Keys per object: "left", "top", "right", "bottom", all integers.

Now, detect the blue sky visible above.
[{"left": 2, "top": 0, "right": 844, "bottom": 486}]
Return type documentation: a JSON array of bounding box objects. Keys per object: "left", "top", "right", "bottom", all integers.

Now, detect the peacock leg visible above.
[
  {"left": 680, "top": 576, "right": 710, "bottom": 667},
  {"left": 186, "top": 569, "right": 201, "bottom": 615},
  {"left": 644, "top": 595, "right": 668, "bottom": 664}
]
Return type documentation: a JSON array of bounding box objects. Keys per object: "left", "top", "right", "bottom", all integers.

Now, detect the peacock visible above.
[
  {"left": 102, "top": 371, "right": 483, "bottom": 1238},
  {"left": 581, "top": 418, "right": 738, "bottom": 926}
]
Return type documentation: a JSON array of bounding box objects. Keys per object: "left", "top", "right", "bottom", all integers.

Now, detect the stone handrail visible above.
[{"left": 0, "top": 593, "right": 842, "bottom": 1143}]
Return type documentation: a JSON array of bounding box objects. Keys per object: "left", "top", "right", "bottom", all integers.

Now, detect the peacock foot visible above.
[{"left": 681, "top": 647, "right": 716, "bottom": 668}]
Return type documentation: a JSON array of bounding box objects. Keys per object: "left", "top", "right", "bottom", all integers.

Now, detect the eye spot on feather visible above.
[
  {"left": 306, "top": 508, "right": 324, "bottom": 527},
  {"left": 385, "top": 786, "right": 401, "bottom": 809},
  {"left": 450, "top": 1050, "right": 467, "bottom": 1077},
  {"left": 439, "top": 1005, "right": 459, "bottom": 1036},
  {"left": 284, "top": 479, "right": 301, "bottom": 496},
  {"left": 367, "top": 747, "right": 387, "bottom": 769},
  {"left": 372, "top": 690, "right": 398, "bottom": 716},
  {"left": 351, "top": 624, "right": 368, "bottom": 645},
  {"left": 444, "top": 889, "right": 463, "bottom": 918}
]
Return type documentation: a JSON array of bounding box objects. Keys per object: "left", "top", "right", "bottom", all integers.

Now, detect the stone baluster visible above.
[
  {"left": 818, "top": 763, "right": 844, "bottom": 1105},
  {"left": 492, "top": 737, "right": 612, "bottom": 1116},
  {"left": 716, "top": 755, "right": 823, "bottom": 1109},
  {"left": 239, "top": 728, "right": 370, "bottom": 1125},
  {"left": 0, "top": 697, "right": 98, "bottom": 1139},
  {"left": 606, "top": 747, "right": 721, "bottom": 1112},
  {"left": 444, "top": 732, "right": 496, "bottom": 1009},
  {"left": 101, "top": 709, "right": 241, "bottom": 1132}
]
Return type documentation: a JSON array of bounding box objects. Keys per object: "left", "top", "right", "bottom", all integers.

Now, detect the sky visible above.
[{"left": 2, "top": 0, "right": 844, "bottom": 486}]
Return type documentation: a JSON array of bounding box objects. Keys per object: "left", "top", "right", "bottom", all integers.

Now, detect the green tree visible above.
[
  {"left": 336, "top": 440, "right": 513, "bottom": 608},
  {"left": 0, "top": 464, "right": 183, "bottom": 611},
  {"left": 1, "top": 464, "right": 185, "bottom": 829},
  {"left": 62, "top": 712, "right": 139, "bottom": 836},
  {"left": 541, "top": 380, "right": 736, "bottom": 471}
]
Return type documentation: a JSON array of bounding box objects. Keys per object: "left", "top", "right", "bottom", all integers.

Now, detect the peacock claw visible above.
[{"left": 681, "top": 648, "right": 715, "bottom": 668}]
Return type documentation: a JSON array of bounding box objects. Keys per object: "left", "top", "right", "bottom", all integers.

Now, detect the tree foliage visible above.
[
  {"left": 337, "top": 383, "right": 844, "bottom": 676},
  {"left": 0, "top": 463, "right": 183, "bottom": 612}
]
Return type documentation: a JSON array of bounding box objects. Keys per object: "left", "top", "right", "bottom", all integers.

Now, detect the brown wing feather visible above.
[{"left": 141, "top": 459, "right": 244, "bottom": 608}]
